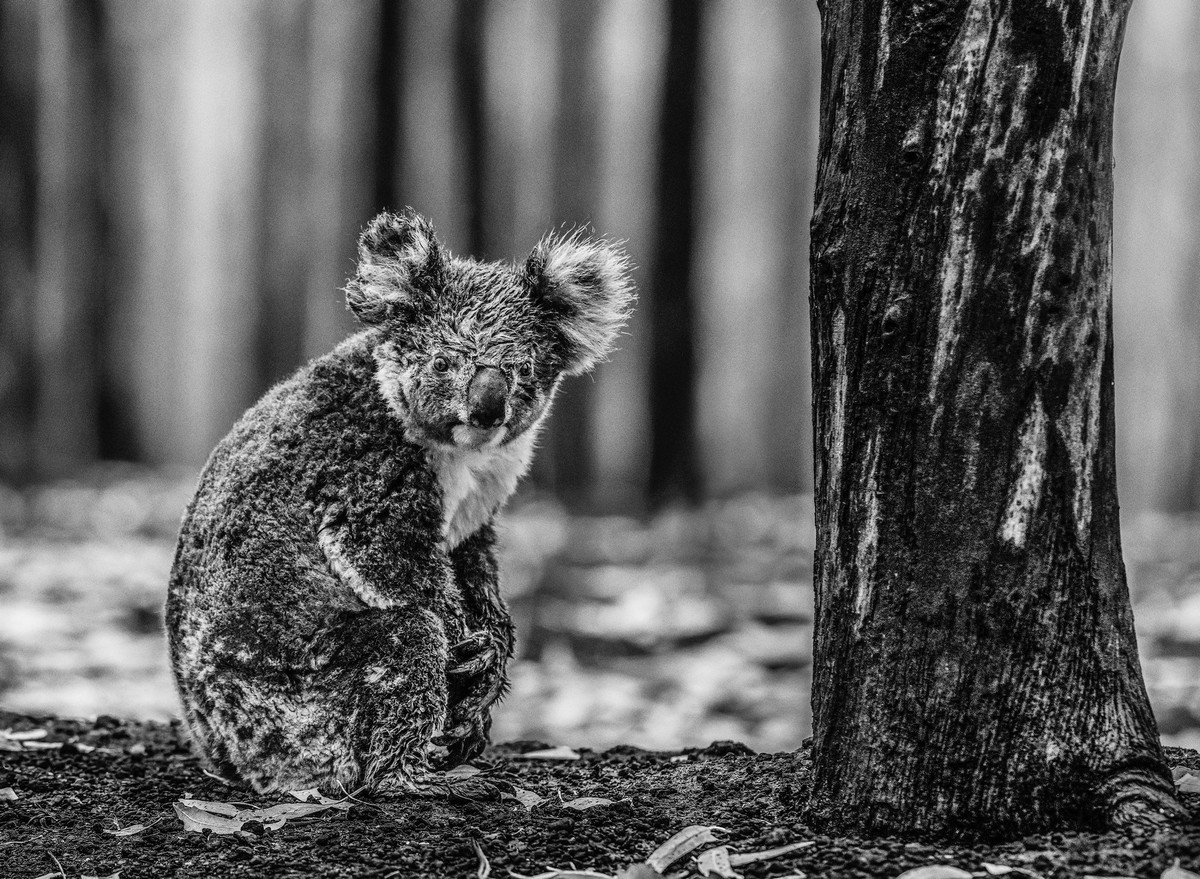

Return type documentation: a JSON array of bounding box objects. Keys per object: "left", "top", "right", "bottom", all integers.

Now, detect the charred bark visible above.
[{"left": 807, "top": 0, "right": 1182, "bottom": 834}]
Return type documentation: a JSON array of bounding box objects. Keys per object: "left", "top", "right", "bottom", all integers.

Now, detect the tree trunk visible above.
[
  {"left": 807, "top": 0, "right": 1182, "bottom": 835},
  {"left": 33, "top": 0, "right": 107, "bottom": 475},
  {"left": 546, "top": 0, "right": 603, "bottom": 509},
  {"left": 453, "top": 0, "right": 487, "bottom": 257},
  {"left": 0, "top": 0, "right": 39, "bottom": 483},
  {"left": 648, "top": 0, "right": 702, "bottom": 507}
]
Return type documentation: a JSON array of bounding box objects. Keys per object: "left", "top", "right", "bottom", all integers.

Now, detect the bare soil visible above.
[{"left": 2, "top": 711, "right": 1199, "bottom": 879}]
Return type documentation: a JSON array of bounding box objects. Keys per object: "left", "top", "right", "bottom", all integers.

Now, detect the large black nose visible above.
[{"left": 467, "top": 366, "right": 508, "bottom": 429}]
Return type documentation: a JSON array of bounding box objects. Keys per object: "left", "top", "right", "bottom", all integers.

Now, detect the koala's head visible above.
[{"left": 345, "top": 208, "right": 634, "bottom": 452}]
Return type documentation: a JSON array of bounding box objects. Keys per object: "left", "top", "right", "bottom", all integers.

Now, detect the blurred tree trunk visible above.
[
  {"left": 453, "top": 0, "right": 487, "bottom": 257},
  {"left": 302, "top": 0, "right": 375, "bottom": 361},
  {"left": 255, "top": 1, "right": 312, "bottom": 390},
  {"left": 697, "top": 1, "right": 816, "bottom": 496},
  {"left": 807, "top": 0, "right": 1181, "bottom": 834},
  {"left": 374, "top": 0, "right": 404, "bottom": 213},
  {"left": 648, "top": 0, "right": 702, "bottom": 507},
  {"left": 33, "top": 0, "right": 107, "bottom": 475},
  {"left": 0, "top": 0, "right": 38, "bottom": 483},
  {"left": 546, "top": 0, "right": 603, "bottom": 509}
]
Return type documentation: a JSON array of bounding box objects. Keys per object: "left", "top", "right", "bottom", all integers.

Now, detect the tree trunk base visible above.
[{"left": 1101, "top": 767, "right": 1188, "bottom": 831}]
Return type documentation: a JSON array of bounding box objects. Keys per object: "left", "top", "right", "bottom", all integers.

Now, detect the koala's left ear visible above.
[{"left": 525, "top": 232, "right": 635, "bottom": 376}]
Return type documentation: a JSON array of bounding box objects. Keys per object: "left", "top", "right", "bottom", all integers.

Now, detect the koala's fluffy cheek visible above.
[
  {"left": 502, "top": 381, "right": 556, "bottom": 443},
  {"left": 372, "top": 352, "right": 413, "bottom": 424}
]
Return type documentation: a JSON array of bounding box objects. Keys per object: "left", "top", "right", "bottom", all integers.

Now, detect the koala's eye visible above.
[
  {"left": 432, "top": 356, "right": 451, "bottom": 374},
  {"left": 518, "top": 359, "right": 534, "bottom": 378}
]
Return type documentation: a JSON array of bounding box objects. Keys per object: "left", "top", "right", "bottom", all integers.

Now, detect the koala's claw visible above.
[
  {"left": 448, "top": 649, "right": 497, "bottom": 677},
  {"left": 448, "top": 632, "right": 498, "bottom": 677}
]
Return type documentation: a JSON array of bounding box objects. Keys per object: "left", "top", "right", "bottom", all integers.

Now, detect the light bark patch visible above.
[{"left": 1001, "top": 395, "right": 1048, "bottom": 547}]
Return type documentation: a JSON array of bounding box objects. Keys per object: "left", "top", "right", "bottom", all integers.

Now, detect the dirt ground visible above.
[{"left": 2, "top": 711, "right": 1199, "bottom": 879}]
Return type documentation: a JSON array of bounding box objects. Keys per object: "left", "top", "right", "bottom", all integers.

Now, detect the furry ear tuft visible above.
[
  {"left": 525, "top": 232, "right": 635, "bottom": 375},
  {"left": 345, "top": 208, "right": 443, "bottom": 324}
]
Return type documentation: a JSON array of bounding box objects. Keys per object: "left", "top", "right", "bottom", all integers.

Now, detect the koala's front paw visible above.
[
  {"left": 448, "top": 630, "right": 499, "bottom": 677},
  {"left": 440, "top": 630, "right": 508, "bottom": 767},
  {"left": 432, "top": 715, "right": 490, "bottom": 768}
]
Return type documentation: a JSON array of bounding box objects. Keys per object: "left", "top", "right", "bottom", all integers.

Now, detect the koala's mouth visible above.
[{"left": 450, "top": 422, "right": 507, "bottom": 450}]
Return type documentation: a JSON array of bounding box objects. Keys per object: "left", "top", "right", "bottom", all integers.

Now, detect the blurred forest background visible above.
[{"left": 1, "top": 0, "right": 1199, "bottom": 752}]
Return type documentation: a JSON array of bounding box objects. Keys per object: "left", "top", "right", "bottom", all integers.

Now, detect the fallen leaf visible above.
[
  {"left": 516, "top": 745, "right": 582, "bottom": 761},
  {"left": 173, "top": 802, "right": 245, "bottom": 834},
  {"left": 670, "top": 755, "right": 689, "bottom": 763},
  {"left": 563, "top": 797, "right": 614, "bottom": 811},
  {"left": 895, "top": 868, "right": 973, "bottom": 879},
  {"left": 22, "top": 741, "right": 64, "bottom": 750},
  {"left": 727, "top": 841, "right": 815, "bottom": 866},
  {"left": 1176, "top": 774, "right": 1200, "bottom": 795},
  {"left": 0, "top": 787, "right": 17, "bottom": 801},
  {"left": 72, "top": 742, "right": 97, "bottom": 753},
  {"left": 285, "top": 789, "right": 353, "bottom": 810},
  {"left": 1171, "top": 765, "right": 1192, "bottom": 780},
  {"left": 1083, "top": 875, "right": 1137, "bottom": 879},
  {"left": 981, "top": 865, "right": 1045, "bottom": 879},
  {"left": 473, "top": 839, "right": 491, "bottom": 879},
  {"left": 447, "top": 764, "right": 483, "bottom": 779},
  {"left": 30, "top": 873, "right": 63, "bottom": 879},
  {"left": 646, "top": 825, "right": 725, "bottom": 873},
  {"left": 510, "top": 871, "right": 613, "bottom": 879},
  {"left": 616, "top": 867, "right": 664, "bottom": 879},
  {"left": 236, "top": 802, "right": 336, "bottom": 823},
  {"left": 1162, "top": 860, "right": 1200, "bottom": 879},
  {"left": 81, "top": 873, "right": 121, "bottom": 879},
  {"left": 5, "top": 728, "right": 48, "bottom": 741},
  {"left": 697, "top": 846, "right": 741, "bottom": 878},
  {"left": 103, "top": 818, "right": 160, "bottom": 837},
  {"left": 177, "top": 798, "right": 240, "bottom": 816},
  {"left": 510, "top": 786, "right": 546, "bottom": 811}
]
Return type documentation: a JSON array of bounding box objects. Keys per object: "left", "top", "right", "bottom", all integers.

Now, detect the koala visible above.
[{"left": 165, "top": 208, "right": 633, "bottom": 795}]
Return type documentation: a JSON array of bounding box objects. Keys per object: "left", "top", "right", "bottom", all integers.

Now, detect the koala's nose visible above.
[{"left": 467, "top": 366, "right": 508, "bottom": 429}]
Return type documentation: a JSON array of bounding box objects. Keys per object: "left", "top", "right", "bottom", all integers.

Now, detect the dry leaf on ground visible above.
[
  {"left": 0, "top": 787, "right": 17, "bottom": 801},
  {"left": 173, "top": 802, "right": 245, "bottom": 834},
  {"left": 697, "top": 845, "right": 740, "bottom": 878},
  {"left": 509, "top": 786, "right": 546, "bottom": 811},
  {"left": 516, "top": 746, "right": 582, "bottom": 761},
  {"left": 895, "top": 868, "right": 973, "bottom": 879},
  {"left": 727, "top": 841, "right": 814, "bottom": 865},
  {"left": 563, "top": 797, "right": 614, "bottom": 811},
  {"left": 646, "top": 825, "right": 724, "bottom": 873},
  {"left": 1162, "top": 860, "right": 1200, "bottom": 879},
  {"left": 103, "top": 818, "right": 160, "bottom": 837},
  {"left": 982, "top": 864, "right": 1045, "bottom": 879}
]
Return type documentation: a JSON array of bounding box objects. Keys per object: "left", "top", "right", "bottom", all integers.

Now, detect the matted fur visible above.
[{"left": 166, "top": 208, "right": 633, "bottom": 795}]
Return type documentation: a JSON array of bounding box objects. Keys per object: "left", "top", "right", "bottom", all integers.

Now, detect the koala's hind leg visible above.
[{"left": 307, "top": 605, "right": 451, "bottom": 796}]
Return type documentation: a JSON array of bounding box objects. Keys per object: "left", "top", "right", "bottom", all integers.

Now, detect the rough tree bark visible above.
[{"left": 807, "top": 0, "right": 1183, "bottom": 835}]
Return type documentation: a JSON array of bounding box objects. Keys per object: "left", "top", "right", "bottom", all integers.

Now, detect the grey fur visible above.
[{"left": 166, "top": 209, "right": 634, "bottom": 794}]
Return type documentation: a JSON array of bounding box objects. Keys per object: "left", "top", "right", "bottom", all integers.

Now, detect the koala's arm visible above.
[
  {"left": 450, "top": 522, "right": 515, "bottom": 659},
  {"left": 314, "top": 457, "right": 460, "bottom": 623},
  {"left": 437, "top": 522, "right": 514, "bottom": 764}
]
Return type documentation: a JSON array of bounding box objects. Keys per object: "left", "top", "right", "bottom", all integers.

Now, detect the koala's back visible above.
[{"left": 166, "top": 330, "right": 437, "bottom": 788}]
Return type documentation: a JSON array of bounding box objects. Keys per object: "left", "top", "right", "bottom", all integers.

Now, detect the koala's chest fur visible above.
[{"left": 427, "top": 429, "right": 538, "bottom": 548}]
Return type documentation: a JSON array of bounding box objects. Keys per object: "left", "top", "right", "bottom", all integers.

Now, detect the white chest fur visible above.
[{"left": 428, "top": 429, "right": 538, "bottom": 548}]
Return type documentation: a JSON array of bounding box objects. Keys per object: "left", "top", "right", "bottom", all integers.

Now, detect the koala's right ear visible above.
[{"left": 344, "top": 209, "right": 444, "bottom": 324}]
